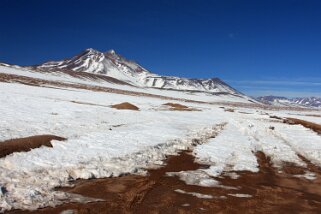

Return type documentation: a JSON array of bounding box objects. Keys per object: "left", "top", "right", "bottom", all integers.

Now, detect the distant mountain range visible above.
[
  {"left": 257, "top": 96, "right": 321, "bottom": 108},
  {"left": 1, "top": 48, "right": 319, "bottom": 108},
  {"left": 31, "top": 48, "right": 240, "bottom": 95}
]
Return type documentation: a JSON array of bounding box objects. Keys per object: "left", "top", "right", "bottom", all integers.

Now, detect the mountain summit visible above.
[{"left": 34, "top": 48, "right": 240, "bottom": 94}]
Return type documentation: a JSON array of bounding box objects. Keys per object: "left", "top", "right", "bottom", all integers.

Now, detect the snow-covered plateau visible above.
[{"left": 0, "top": 62, "right": 320, "bottom": 212}]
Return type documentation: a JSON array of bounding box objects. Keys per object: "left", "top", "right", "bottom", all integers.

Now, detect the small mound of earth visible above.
[
  {"left": 224, "top": 108, "right": 235, "bottom": 112},
  {"left": 164, "top": 103, "right": 189, "bottom": 109},
  {"left": 163, "top": 103, "right": 198, "bottom": 111},
  {"left": 111, "top": 102, "right": 139, "bottom": 111},
  {"left": 0, "top": 135, "right": 66, "bottom": 158}
]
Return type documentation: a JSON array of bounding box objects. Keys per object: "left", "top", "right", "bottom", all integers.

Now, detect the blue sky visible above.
[{"left": 0, "top": 0, "right": 320, "bottom": 97}]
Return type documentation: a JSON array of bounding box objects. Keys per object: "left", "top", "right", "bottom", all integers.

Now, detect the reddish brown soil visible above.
[
  {"left": 10, "top": 150, "right": 321, "bottom": 214},
  {"left": 269, "top": 115, "right": 283, "bottom": 120},
  {"left": 111, "top": 102, "right": 139, "bottom": 111},
  {"left": 163, "top": 103, "right": 189, "bottom": 109},
  {"left": 163, "top": 103, "right": 199, "bottom": 111},
  {"left": 284, "top": 118, "right": 321, "bottom": 134},
  {"left": 238, "top": 111, "right": 252, "bottom": 114},
  {"left": 0, "top": 135, "right": 66, "bottom": 158}
]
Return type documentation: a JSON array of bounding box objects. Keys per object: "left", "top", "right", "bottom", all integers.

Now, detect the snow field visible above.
[{"left": 0, "top": 66, "right": 320, "bottom": 212}]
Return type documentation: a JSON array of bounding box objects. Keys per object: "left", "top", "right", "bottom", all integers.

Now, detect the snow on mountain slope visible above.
[
  {"left": 258, "top": 96, "right": 321, "bottom": 108},
  {"left": 0, "top": 65, "right": 256, "bottom": 104},
  {"left": 293, "top": 97, "right": 321, "bottom": 107},
  {"left": 33, "top": 48, "right": 241, "bottom": 95}
]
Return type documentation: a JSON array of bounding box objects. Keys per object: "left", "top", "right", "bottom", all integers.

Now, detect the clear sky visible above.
[{"left": 0, "top": 0, "right": 320, "bottom": 97}]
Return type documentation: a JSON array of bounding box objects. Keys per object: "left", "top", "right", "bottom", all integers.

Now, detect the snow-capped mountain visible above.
[
  {"left": 33, "top": 48, "right": 240, "bottom": 95},
  {"left": 257, "top": 96, "right": 321, "bottom": 108}
]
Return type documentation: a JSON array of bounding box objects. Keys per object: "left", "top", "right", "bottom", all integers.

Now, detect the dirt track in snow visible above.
[
  {"left": 8, "top": 117, "right": 321, "bottom": 213},
  {"left": 8, "top": 148, "right": 321, "bottom": 214}
]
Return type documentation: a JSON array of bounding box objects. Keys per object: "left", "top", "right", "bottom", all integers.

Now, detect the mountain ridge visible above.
[
  {"left": 257, "top": 96, "right": 321, "bottom": 108},
  {"left": 31, "top": 48, "right": 241, "bottom": 95}
]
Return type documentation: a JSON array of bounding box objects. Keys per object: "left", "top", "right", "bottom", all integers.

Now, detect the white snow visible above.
[
  {"left": 0, "top": 65, "right": 254, "bottom": 104},
  {"left": 271, "top": 123, "right": 321, "bottom": 166},
  {"left": 0, "top": 65, "right": 320, "bottom": 212},
  {"left": 0, "top": 81, "right": 228, "bottom": 211},
  {"left": 174, "top": 189, "right": 213, "bottom": 199},
  {"left": 169, "top": 112, "right": 320, "bottom": 188},
  {"left": 293, "top": 171, "right": 317, "bottom": 180},
  {"left": 228, "top": 193, "right": 252, "bottom": 198},
  {"left": 167, "top": 170, "right": 220, "bottom": 187},
  {"left": 194, "top": 121, "right": 260, "bottom": 175},
  {"left": 36, "top": 48, "right": 245, "bottom": 96}
]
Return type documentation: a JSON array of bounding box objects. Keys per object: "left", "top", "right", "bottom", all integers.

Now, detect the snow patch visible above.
[
  {"left": 174, "top": 189, "right": 213, "bottom": 199},
  {"left": 293, "top": 171, "right": 317, "bottom": 180},
  {"left": 228, "top": 193, "right": 252, "bottom": 198}
]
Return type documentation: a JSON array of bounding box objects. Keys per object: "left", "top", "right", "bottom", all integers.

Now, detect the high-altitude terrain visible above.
[
  {"left": 258, "top": 95, "right": 321, "bottom": 108},
  {"left": 0, "top": 49, "right": 320, "bottom": 213},
  {"left": 32, "top": 48, "right": 242, "bottom": 95}
]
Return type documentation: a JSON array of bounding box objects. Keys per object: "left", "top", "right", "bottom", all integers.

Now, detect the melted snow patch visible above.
[
  {"left": 167, "top": 170, "right": 219, "bottom": 187},
  {"left": 174, "top": 189, "right": 213, "bottom": 199},
  {"left": 293, "top": 171, "right": 317, "bottom": 180},
  {"left": 228, "top": 193, "right": 252, "bottom": 198},
  {"left": 167, "top": 170, "right": 237, "bottom": 190},
  {"left": 223, "top": 172, "right": 240, "bottom": 179}
]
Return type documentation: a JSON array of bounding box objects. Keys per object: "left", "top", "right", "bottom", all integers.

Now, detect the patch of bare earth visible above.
[
  {"left": 238, "top": 111, "right": 252, "bottom": 114},
  {"left": 111, "top": 102, "right": 139, "bottom": 111},
  {"left": 163, "top": 103, "right": 199, "bottom": 111},
  {"left": 10, "top": 149, "right": 321, "bottom": 214},
  {"left": 284, "top": 118, "right": 321, "bottom": 134},
  {"left": 0, "top": 135, "right": 66, "bottom": 158},
  {"left": 224, "top": 108, "right": 235, "bottom": 112}
]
